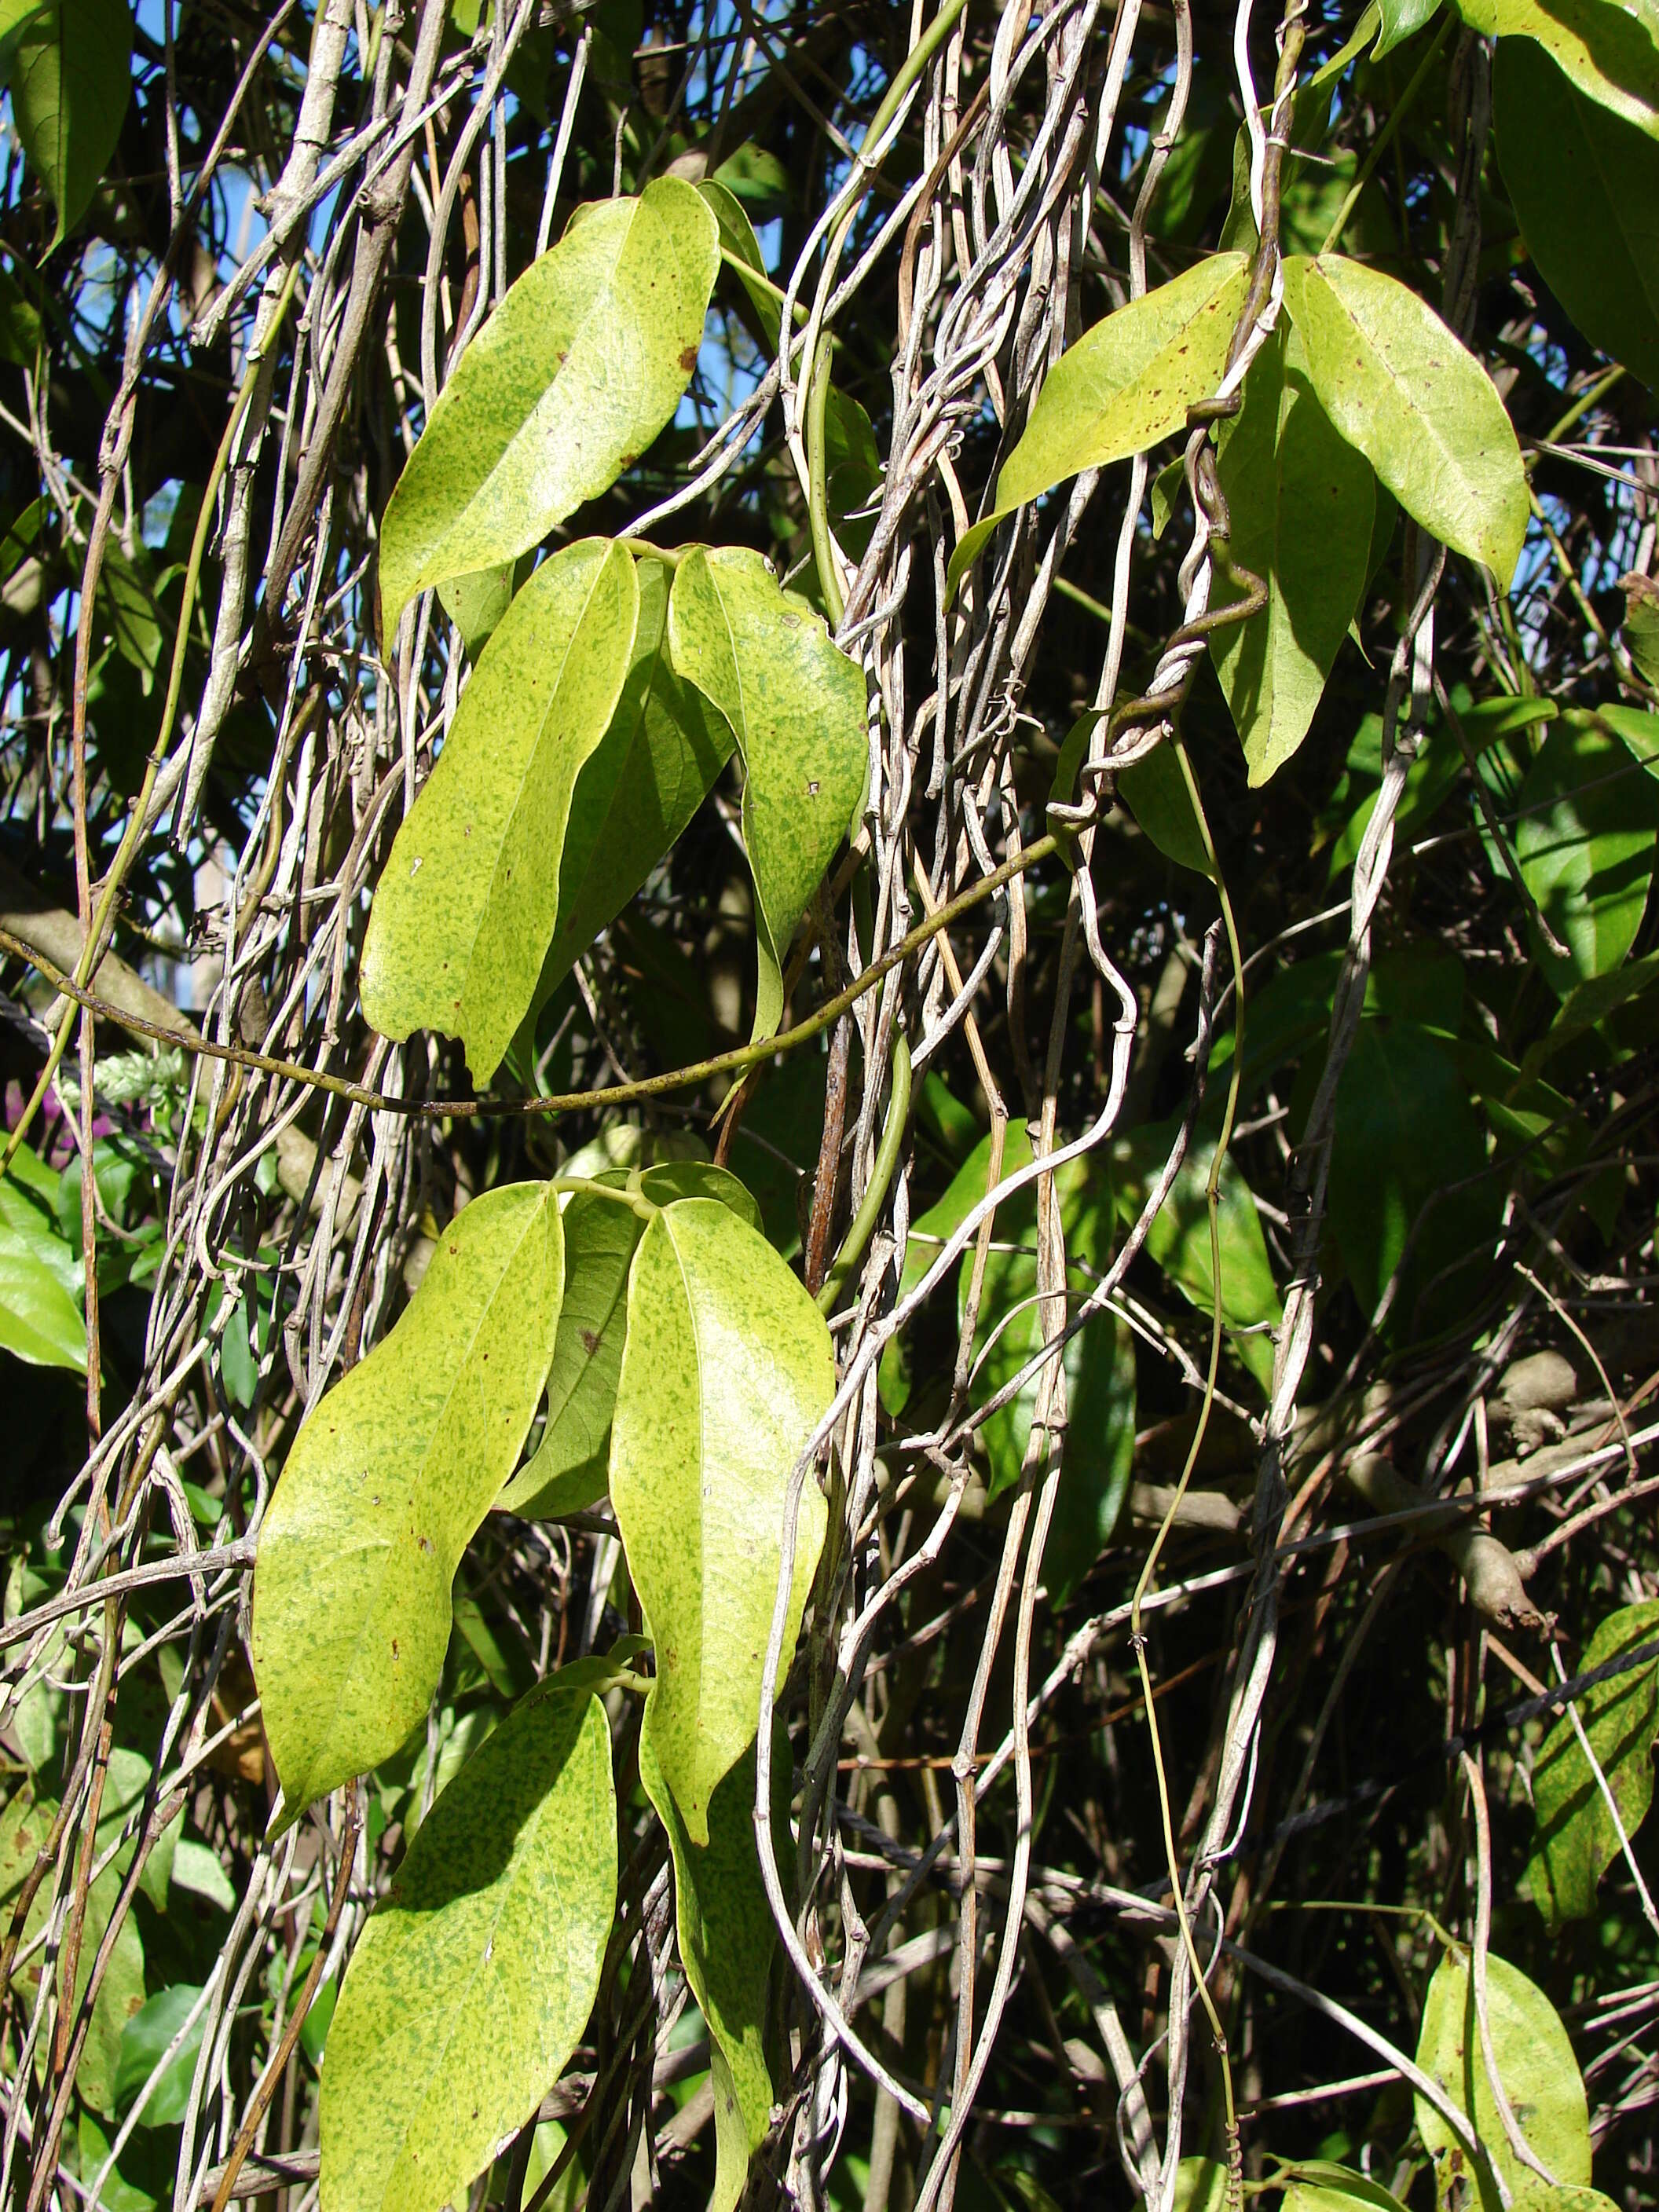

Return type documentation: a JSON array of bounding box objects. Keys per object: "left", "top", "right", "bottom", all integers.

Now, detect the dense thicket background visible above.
[{"left": 1, "top": 0, "right": 1657, "bottom": 2208}]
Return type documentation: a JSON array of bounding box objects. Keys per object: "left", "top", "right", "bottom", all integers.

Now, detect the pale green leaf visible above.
[
  {"left": 362, "top": 539, "right": 639, "bottom": 1084},
  {"left": 1414, "top": 1946, "right": 1591, "bottom": 2210},
  {"left": 378, "top": 180, "right": 718, "bottom": 633},
  {"left": 6, "top": 0, "right": 132, "bottom": 249},
  {"left": 610, "top": 1197, "right": 833, "bottom": 1843},
  {"left": 1496, "top": 40, "right": 1659, "bottom": 393},
  {"left": 1375, "top": 0, "right": 1441, "bottom": 54},
  {"left": 320, "top": 1681, "right": 615, "bottom": 2212},
  {"left": 640, "top": 1731, "right": 775, "bottom": 2208},
  {"left": 251, "top": 1182, "right": 564, "bottom": 1818},
  {"left": 0, "top": 1138, "right": 85, "bottom": 1370},
  {"left": 1279, "top": 2162, "right": 1411, "bottom": 2212},
  {"left": 1515, "top": 711, "right": 1659, "bottom": 991},
  {"left": 947, "top": 255, "right": 1251, "bottom": 597},
  {"left": 1111, "top": 1124, "right": 1282, "bottom": 1390},
  {"left": 1453, "top": 0, "right": 1659, "bottom": 136},
  {"left": 1210, "top": 323, "right": 1375, "bottom": 785},
  {"left": 520, "top": 552, "right": 734, "bottom": 1042},
  {"left": 1525, "top": 1600, "right": 1659, "bottom": 1926},
  {"left": 1280, "top": 254, "right": 1529, "bottom": 584},
  {"left": 667, "top": 547, "right": 866, "bottom": 1044}
]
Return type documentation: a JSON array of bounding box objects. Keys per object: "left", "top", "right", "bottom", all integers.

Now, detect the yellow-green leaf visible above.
[
  {"left": 251, "top": 1182, "right": 564, "bottom": 1819},
  {"left": 499, "top": 1187, "right": 645, "bottom": 1522},
  {"left": 1453, "top": 0, "right": 1659, "bottom": 137},
  {"left": 1280, "top": 254, "right": 1528, "bottom": 584},
  {"left": 320, "top": 1679, "right": 615, "bottom": 2212},
  {"left": 377, "top": 179, "right": 718, "bottom": 635},
  {"left": 610, "top": 1197, "right": 832, "bottom": 1843},
  {"left": 946, "top": 254, "right": 1250, "bottom": 597},
  {"left": 0, "top": 1139, "right": 85, "bottom": 1371},
  {"left": 1210, "top": 323, "right": 1375, "bottom": 785},
  {"left": 667, "top": 548, "right": 866, "bottom": 1045},
  {"left": 362, "top": 539, "right": 639, "bottom": 1086},
  {"left": 1279, "top": 2163, "right": 1410, "bottom": 2212},
  {"left": 1525, "top": 1600, "right": 1659, "bottom": 1927},
  {"left": 1414, "top": 1946, "right": 1591, "bottom": 2211},
  {"left": 523, "top": 551, "right": 734, "bottom": 1038}
]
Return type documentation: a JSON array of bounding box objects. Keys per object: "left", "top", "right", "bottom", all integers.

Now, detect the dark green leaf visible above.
[
  {"left": 640, "top": 1734, "right": 775, "bottom": 2212},
  {"left": 1514, "top": 711, "right": 1659, "bottom": 992},
  {"left": 377, "top": 181, "right": 718, "bottom": 633},
  {"left": 1496, "top": 40, "right": 1659, "bottom": 393},
  {"left": 7, "top": 0, "right": 133, "bottom": 248},
  {"left": 1112, "top": 1124, "right": 1281, "bottom": 1390},
  {"left": 1328, "top": 1019, "right": 1497, "bottom": 1338},
  {"left": 1117, "top": 742, "right": 1214, "bottom": 876},
  {"left": 1623, "top": 573, "right": 1659, "bottom": 689},
  {"left": 251, "top": 1181, "right": 564, "bottom": 1818},
  {"left": 114, "top": 1985, "right": 204, "bottom": 2126},
  {"left": 320, "top": 1681, "right": 616, "bottom": 2212},
  {"left": 1375, "top": 0, "right": 1441, "bottom": 54}
]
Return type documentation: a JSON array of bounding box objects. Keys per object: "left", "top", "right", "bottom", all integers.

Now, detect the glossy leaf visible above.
[
  {"left": 610, "top": 1197, "right": 833, "bottom": 1842},
  {"left": 1210, "top": 322, "right": 1375, "bottom": 785},
  {"left": 1112, "top": 1123, "right": 1281, "bottom": 1390},
  {"left": 6, "top": 0, "right": 133, "bottom": 249},
  {"left": 640, "top": 1732, "right": 775, "bottom": 2212},
  {"left": 1281, "top": 255, "right": 1529, "bottom": 584},
  {"left": 1514, "top": 711, "right": 1659, "bottom": 992},
  {"left": 378, "top": 179, "right": 718, "bottom": 632},
  {"left": 1414, "top": 1946, "right": 1591, "bottom": 2210},
  {"left": 668, "top": 548, "right": 866, "bottom": 1044},
  {"left": 522, "top": 552, "right": 734, "bottom": 1038},
  {"left": 1375, "top": 0, "right": 1441, "bottom": 55},
  {"left": 0, "top": 1138, "right": 85, "bottom": 1370},
  {"left": 251, "top": 1182, "right": 564, "bottom": 1818},
  {"left": 362, "top": 539, "right": 639, "bottom": 1084},
  {"left": 1525, "top": 1600, "right": 1659, "bottom": 1927},
  {"left": 1453, "top": 0, "right": 1659, "bottom": 136},
  {"left": 1328, "top": 1018, "right": 1500, "bottom": 1339},
  {"left": 499, "top": 1188, "right": 644, "bottom": 1522},
  {"left": 947, "top": 254, "right": 1251, "bottom": 595},
  {"left": 1496, "top": 40, "right": 1659, "bottom": 394},
  {"left": 320, "top": 1681, "right": 615, "bottom": 2212}
]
